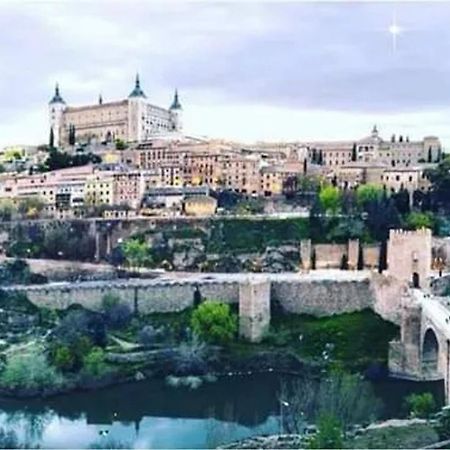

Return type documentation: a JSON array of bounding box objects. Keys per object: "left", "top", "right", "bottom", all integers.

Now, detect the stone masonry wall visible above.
[{"left": 272, "top": 277, "right": 374, "bottom": 316}]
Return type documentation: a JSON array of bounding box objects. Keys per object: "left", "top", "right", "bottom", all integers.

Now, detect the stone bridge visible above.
[{"left": 389, "top": 288, "right": 450, "bottom": 402}]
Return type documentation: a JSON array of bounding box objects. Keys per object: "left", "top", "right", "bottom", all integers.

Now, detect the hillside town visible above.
[{"left": 0, "top": 76, "right": 443, "bottom": 221}]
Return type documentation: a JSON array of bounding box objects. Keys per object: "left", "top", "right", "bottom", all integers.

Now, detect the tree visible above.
[
  {"left": 340, "top": 254, "right": 348, "bottom": 270},
  {"left": 319, "top": 186, "right": 341, "bottom": 215},
  {"left": 115, "top": 139, "right": 127, "bottom": 150},
  {"left": 307, "top": 414, "right": 344, "bottom": 449},
  {"left": 405, "top": 392, "right": 436, "bottom": 419},
  {"left": 122, "top": 239, "right": 151, "bottom": 269},
  {"left": 356, "top": 184, "right": 384, "bottom": 210},
  {"left": 82, "top": 347, "right": 108, "bottom": 377},
  {"left": 102, "top": 294, "right": 132, "bottom": 329},
  {"left": 191, "top": 301, "right": 238, "bottom": 345},
  {"left": 357, "top": 243, "right": 364, "bottom": 270},
  {"left": 68, "top": 124, "right": 76, "bottom": 146},
  {"left": 351, "top": 143, "right": 357, "bottom": 162},
  {"left": 406, "top": 211, "right": 434, "bottom": 230},
  {"left": 49, "top": 127, "right": 55, "bottom": 148},
  {"left": 428, "top": 147, "right": 433, "bottom": 163},
  {"left": 52, "top": 345, "right": 75, "bottom": 372},
  {"left": 378, "top": 240, "right": 387, "bottom": 273}
]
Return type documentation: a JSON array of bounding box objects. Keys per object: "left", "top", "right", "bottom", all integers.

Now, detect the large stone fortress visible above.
[{"left": 49, "top": 75, "right": 183, "bottom": 147}]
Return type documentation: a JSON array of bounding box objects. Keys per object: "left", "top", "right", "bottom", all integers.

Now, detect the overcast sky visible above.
[{"left": 2, "top": 0, "right": 450, "bottom": 147}]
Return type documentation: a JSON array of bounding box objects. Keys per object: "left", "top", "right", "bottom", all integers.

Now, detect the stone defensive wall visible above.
[{"left": 4, "top": 270, "right": 402, "bottom": 322}]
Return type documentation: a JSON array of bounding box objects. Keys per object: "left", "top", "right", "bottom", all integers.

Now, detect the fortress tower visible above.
[
  {"left": 387, "top": 228, "right": 432, "bottom": 288},
  {"left": 48, "top": 83, "right": 66, "bottom": 147}
]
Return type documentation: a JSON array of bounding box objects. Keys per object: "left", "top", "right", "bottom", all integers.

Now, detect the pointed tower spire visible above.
[
  {"left": 49, "top": 82, "right": 65, "bottom": 105},
  {"left": 170, "top": 88, "right": 182, "bottom": 110},
  {"left": 129, "top": 73, "right": 146, "bottom": 98}
]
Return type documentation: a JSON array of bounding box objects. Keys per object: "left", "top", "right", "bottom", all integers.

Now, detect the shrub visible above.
[
  {"left": 435, "top": 406, "right": 450, "bottom": 439},
  {"left": 173, "top": 336, "right": 208, "bottom": 375},
  {"left": 52, "top": 345, "right": 75, "bottom": 372},
  {"left": 190, "top": 301, "right": 237, "bottom": 345},
  {"left": 83, "top": 347, "right": 108, "bottom": 377},
  {"left": 405, "top": 392, "right": 436, "bottom": 418},
  {"left": 319, "top": 186, "right": 342, "bottom": 215},
  {"left": 307, "top": 414, "right": 343, "bottom": 449},
  {"left": 54, "top": 309, "right": 107, "bottom": 348},
  {"left": 139, "top": 325, "right": 164, "bottom": 347},
  {"left": 102, "top": 294, "right": 132, "bottom": 329},
  {"left": 0, "top": 351, "right": 63, "bottom": 391},
  {"left": 405, "top": 212, "right": 435, "bottom": 231}
]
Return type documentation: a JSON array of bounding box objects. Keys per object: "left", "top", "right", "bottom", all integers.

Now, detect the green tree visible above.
[
  {"left": 405, "top": 211, "right": 434, "bottom": 230},
  {"left": 307, "top": 414, "right": 343, "bottom": 449},
  {"left": 49, "top": 127, "right": 55, "bottom": 149},
  {"left": 52, "top": 345, "right": 75, "bottom": 372},
  {"left": 83, "top": 347, "right": 108, "bottom": 377},
  {"left": 405, "top": 392, "right": 436, "bottom": 419},
  {"left": 115, "top": 139, "right": 127, "bottom": 150},
  {"left": 356, "top": 184, "right": 384, "bottom": 209},
  {"left": 319, "top": 186, "right": 342, "bottom": 215},
  {"left": 122, "top": 239, "right": 151, "bottom": 269},
  {"left": 191, "top": 301, "right": 238, "bottom": 345}
]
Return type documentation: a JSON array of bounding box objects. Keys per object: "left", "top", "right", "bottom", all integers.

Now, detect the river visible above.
[{"left": 0, "top": 373, "right": 444, "bottom": 449}]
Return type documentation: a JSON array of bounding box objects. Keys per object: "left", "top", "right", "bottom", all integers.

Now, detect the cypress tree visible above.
[
  {"left": 378, "top": 240, "right": 387, "bottom": 273},
  {"left": 49, "top": 127, "right": 54, "bottom": 148},
  {"left": 351, "top": 143, "right": 357, "bottom": 161},
  {"left": 340, "top": 254, "right": 349, "bottom": 270},
  {"left": 311, "top": 248, "right": 316, "bottom": 270},
  {"left": 357, "top": 243, "right": 364, "bottom": 270}
]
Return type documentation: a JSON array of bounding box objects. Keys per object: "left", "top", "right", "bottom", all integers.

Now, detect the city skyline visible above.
[{"left": 2, "top": 1, "right": 450, "bottom": 146}]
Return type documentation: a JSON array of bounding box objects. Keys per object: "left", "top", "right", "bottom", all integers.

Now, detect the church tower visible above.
[
  {"left": 169, "top": 89, "right": 183, "bottom": 132},
  {"left": 128, "top": 74, "right": 147, "bottom": 142},
  {"left": 48, "top": 83, "right": 66, "bottom": 147}
]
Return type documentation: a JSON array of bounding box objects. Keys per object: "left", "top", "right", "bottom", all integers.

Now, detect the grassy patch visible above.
[
  {"left": 266, "top": 309, "right": 399, "bottom": 371},
  {"left": 345, "top": 423, "right": 439, "bottom": 449}
]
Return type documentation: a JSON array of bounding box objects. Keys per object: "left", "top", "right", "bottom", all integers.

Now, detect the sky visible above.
[{"left": 2, "top": 0, "right": 450, "bottom": 147}]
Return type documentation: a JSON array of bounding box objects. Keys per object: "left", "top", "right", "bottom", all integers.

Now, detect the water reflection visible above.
[{"left": 0, "top": 373, "right": 444, "bottom": 449}]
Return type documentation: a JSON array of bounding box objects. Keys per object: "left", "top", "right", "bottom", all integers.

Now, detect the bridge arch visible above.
[{"left": 422, "top": 327, "right": 439, "bottom": 375}]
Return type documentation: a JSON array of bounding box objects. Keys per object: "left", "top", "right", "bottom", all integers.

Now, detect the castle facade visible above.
[{"left": 49, "top": 75, "right": 182, "bottom": 147}]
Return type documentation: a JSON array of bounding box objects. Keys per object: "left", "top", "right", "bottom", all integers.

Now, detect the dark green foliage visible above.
[
  {"left": 357, "top": 244, "right": 364, "bottom": 270},
  {"left": 101, "top": 294, "right": 132, "bottom": 330},
  {"left": 39, "top": 148, "right": 101, "bottom": 172},
  {"left": 340, "top": 254, "right": 348, "bottom": 270},
  {"left": 268, "top": 309, "right": 399, "bottom": 371},
  {"left": 207, "top": 218, "right": 310, "bottom": 253},
  {"left": 53, "top": 309, "right": 107, "bottom": 349},
  {"left": 49, "top": 127, "right": 54, "bottom": 148},
  {"left": 307, "top": 414, "right": 344, "bottom": 449},
  {"left": 405, "top": 392, "right": 436, "bottom": 418}
]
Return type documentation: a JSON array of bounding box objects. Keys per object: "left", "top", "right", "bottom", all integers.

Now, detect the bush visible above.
[
  {"left": 307, "top": 414, "right": 344, "bottom": 449},
  {"left": 83, "top": 347, "right": 108, "bottom": 377},
  {"left": 405, "top": 392, "right": 436, "bottom": 418},
  {"left": 138, "top": 325, "right": 164, "bottom": 347},
  {"left": 0, "top": 351, "right": 63, "bottom": 391},
  {"left": 102, "top": 294, "right": 132, "bottom": 330},
  {"left": 191, "top": 301, "right": 237, "bottom": 345},
  {"left": 173, "top": 336, "right": 209, "bottom": 375},
  {"left": 54, "top": 309, "right": 107, "bottom": 348},
  {"left": 52, "top": 345, "right": 75, "bottom": 372}
]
